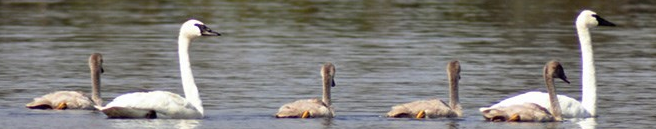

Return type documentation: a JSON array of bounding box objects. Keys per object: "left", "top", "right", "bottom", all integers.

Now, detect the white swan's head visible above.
[
  {"left": 180, "top": 19, "right": 221, "bottom": 39},
  {"left": 576, "top": 10, "right": 616, "bottom": 29}
]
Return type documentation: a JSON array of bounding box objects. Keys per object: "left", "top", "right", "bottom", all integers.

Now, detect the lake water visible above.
[{"left": 1, "top": 0, "right": 655, "bottom": 128}]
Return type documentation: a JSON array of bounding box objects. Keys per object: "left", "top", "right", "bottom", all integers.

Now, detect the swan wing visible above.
[
  {"left": 481, "top": 103, "right": 554, "bottom": 122},
  {"left": 26, "top": 91, "right": 94, "bottom": 110},
  {"left": 99, "top": 91, "right": 202, "bottom": 119},
  {"left": 387, "top": 99, "right": 455, "bottom": 118},
  {"left": 275, "top": 99, "right": 332, "bottom": 118}
]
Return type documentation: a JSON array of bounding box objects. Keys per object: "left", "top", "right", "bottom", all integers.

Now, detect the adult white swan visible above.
[
  {"left": 26, "top": 53, "right": 104, "bottom": 110},
  {"left": 386, "top": 60, "right": 462, "bottom": 119},
  {"left": 275, "top": 63, "right": 336, "bottom": 118},
  {"left": 481, "top": 60, "right": 568, "bottom": 122},
  {"left": 96, "top": 19, "right": 221, "bottom": 119},
  {"left": 479, "top": 10, "right": 615, "bottom": 118}
]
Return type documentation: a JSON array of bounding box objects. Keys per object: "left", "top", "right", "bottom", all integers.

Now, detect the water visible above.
[{"left": 1, "top": 0, "right": 655, "bottom": 128}]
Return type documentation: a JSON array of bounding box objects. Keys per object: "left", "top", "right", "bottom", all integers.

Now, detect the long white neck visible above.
[
  {"left": 178, "top": 36, "right": 204, "bottom": 115},
  {"left": 577, "top": 25, "right": 597, "bottom": 117}
]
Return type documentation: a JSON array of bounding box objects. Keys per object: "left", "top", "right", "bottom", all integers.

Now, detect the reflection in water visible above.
[
  {"left": 447, "top": 121, "right": 459, "bottom": 129},
  {"left": 321, "top": 118, "right": 334, "bottom": 129},
  {"left": 109, "top": 119, "right": 200, "bottom": 129},
  {"left": 574, "top": 118, "right": 597, "bottom": 129},
  {"left": 175, "top": 120, "right": 200, "bottom": 129}
]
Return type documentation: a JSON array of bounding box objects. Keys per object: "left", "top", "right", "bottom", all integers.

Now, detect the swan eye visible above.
[{"left": 194, "top": 24, "right": 205, "bottom": 31}]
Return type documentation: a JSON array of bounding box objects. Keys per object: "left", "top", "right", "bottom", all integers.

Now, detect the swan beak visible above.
[
  {"left": 201, "top": 30, "right": 221, "bottom": 36},
  {"left": 560, "top": 77, "right": 570, "bottom": 84},
  {"left": 195, "top": 24, "right": 222, "bottom": 36},
  {"left": 331, "top": 78, "right": 336, "bottom": 87},
  {"left": 593, "top": 15, "right": 616, "bottom": 26}
]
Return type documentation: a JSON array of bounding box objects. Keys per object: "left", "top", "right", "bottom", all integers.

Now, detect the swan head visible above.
[
  {"left": 180, "top": 19, "right": 221, "bottom": 39},
  {"left": 576, "top": 10, "right": 616, "bottom": 29},
  {"left": 545, "top": 60, "right": 569, "bottom": 84},
  {"left": 321, "top": 62, "right": 336, "bottom": 87},
  {"left": 89, "top": 53, "right": 104, "bottom": 74}
]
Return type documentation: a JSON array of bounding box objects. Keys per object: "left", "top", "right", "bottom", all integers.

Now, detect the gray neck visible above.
[
  {"left": 322, "top": 76, "right": 331, "bottom": 106},
  {"left": 91, "top": 65, "right": 102, "bottom": 106},
  {"left": 545, "top": 68, "right": 562, "bottom": 121},
  {"left": 448, "top": 72, "right": 459, "bottom": 111}
]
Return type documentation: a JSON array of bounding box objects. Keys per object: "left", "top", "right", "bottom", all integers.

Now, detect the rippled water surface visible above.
[{"left": 1, "top": 0, "right": 655, "bottom": 128}]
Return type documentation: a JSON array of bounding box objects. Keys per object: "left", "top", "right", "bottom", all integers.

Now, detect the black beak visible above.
[
  {"left": 593, "top": 15, "right": 616, "bottom": 27},
  {"left": 557, "top": 72, "right": 570, "bottom": 84},
  {"left": 560, "top": 76, "right": 570, "bottom": 84},
  {"left": 554, "top": 65, "right": 569, "bottom": 84},
  {"left": 101, "top": 68, "right": 105, "bottom": 74},
  {"left": 331, "top": 78, "right": 336, "bottom": 87},
  {"left": 195, "top": 24, "right": 222, "bottom": 36}
]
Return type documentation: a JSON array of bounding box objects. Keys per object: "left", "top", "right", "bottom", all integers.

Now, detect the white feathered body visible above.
[
  {"left": 98, "top": 91, "right": 202, "bottom": 119},
  {"left": 482, "top": 91, "right": 589, "bottom": 118}
]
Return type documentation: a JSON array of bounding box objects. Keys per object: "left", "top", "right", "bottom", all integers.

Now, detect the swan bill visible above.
[
  {"left": 592, "top": 15, "right": 616, "bottom": 26},
  {"left": 194, "top": 24, "right": 221, "bottom": 36}
]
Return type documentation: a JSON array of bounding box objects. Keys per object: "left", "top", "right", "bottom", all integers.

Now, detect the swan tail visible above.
[
  {"left": 386, "top": 105, "right": 411, "bottom": 118},
  {"left": 26, "top": 100, "right": 53, "bottom": 109}
]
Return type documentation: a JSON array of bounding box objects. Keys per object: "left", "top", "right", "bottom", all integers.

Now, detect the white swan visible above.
[
  {"left": 26, "top": 53, "right": 104, "bottom": 110},
  {"left": 275, "top": 63, "right": 336, "bottom": 118},
  {"left": 480, "top": 10, "right": 616, "bottom": 118},
  {"left": 96, "top": 19, "right": 221, "bottom": 119},
  {"left": 386, "top": 60, "right": 462, "bottom": 118},
  {"left": 481, "top": 60, "right": 567, "bottom": 122}
]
